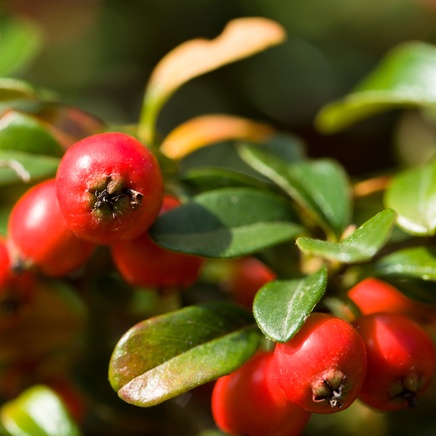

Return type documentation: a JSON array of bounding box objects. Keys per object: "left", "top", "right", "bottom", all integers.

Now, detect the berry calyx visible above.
[
  {"left": 311, "top": 369, "right": 349, "bottom": 409},
  {"left": 90, "top": 175, "right": 143, "bottom": 220}
]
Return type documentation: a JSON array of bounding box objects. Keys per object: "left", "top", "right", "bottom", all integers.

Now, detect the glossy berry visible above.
[
  {"left": 274, "top": 312, "right": 367, "bottom": 414},
  {"left": 226, "top": 257, "right": 276, "bottom": 308},
  {"left": 55, "top": 132, "right": 164, "bottom": 244},
  {"left": 8, "top": 179, "right": 94, "bottom": 277},
  {"left": 348, "top": 277, "right": 435, "bottom": 324},
  {"left": 111, "top": 194, "right": 203, "bottom": 289},
  {"left": 353, "top": 312, "right": 436, "bottom": 411},
  {"left": 211, "top": 350, "right": 311, "bottom": 436}
]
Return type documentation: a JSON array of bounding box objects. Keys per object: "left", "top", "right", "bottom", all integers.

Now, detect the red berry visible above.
[
  {"left": 111, "top": 195, "right": 203, "bottom": 289},
  {"left": 227, "top": 257, "right": 276, "bottom": 308},
  {"left": 211, "top": 350, "right": 311, "bottom": 436},
  {"left": 274, "top": 312, "right": 367, "bottom": 414},
  {"left": 348, "top": 277, "right": 435, "bottom": 324},
  {"left": 353, "top": 312, "right": 436, "bottom": 411},
  {"left": 55, "top": 132, "right": 164, "bottom": 244},
  {"left": 8, "top": 179, "right": 94, "bottom": 277}
]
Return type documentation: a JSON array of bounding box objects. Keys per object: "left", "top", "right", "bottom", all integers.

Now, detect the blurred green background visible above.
[{"left": 3, "top": 0, "right": 436, "bottom": 175}]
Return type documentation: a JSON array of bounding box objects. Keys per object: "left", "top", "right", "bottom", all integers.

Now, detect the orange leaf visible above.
[
  {"left": 160, "top": 114, "right": 274, "bottom": 160},
  {"left": 139, "top": 17, "right": 286, "bottom": 144}
]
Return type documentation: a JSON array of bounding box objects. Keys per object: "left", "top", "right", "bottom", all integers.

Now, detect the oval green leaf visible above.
[
  {"left": 0, "top": 111, "right": 63, "bottom": 157},
  {"left": 385, "top": 160, "right": 436, "bottom": 236},
  {"left": 296, "top": 209, "right": 397, "bottom": 263},
  {"left": 149, "top": 187, "right": 303, "bottom": 258},
  {"left": 243, "top": 132, "right": 306, "bottom": 164},
  {"left": 0, "top": 16, "right": 42, "bottom": 77},
  {"left": 109, "top": 302, "right": 262, "bottom": 407},
  {"left": 316, "top": 41, "right": 436, "bottom": 133},
  {"left": 238, "top": 144, "right": 351, "bottom": 239},
  {"left": 253, "top": 266, "right": 327, "bottom": 342},
  {"left": 0, "top": 385, "right": 81, "bottom": 436},
  {"left": 0, "top": 78, "right": 42, "bottom": 102},
  {"left": 181, "top": 166, "right": 272, "bottom": 192},
  {"left": 371, "top": 246, "right": 436, "bottom": 282},
  {"left": 0, "top": 150, "right": 60, "bottom": 186}
]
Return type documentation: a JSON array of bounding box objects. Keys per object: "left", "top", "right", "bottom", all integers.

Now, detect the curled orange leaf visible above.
[
  {"left": 160, "top": 114, "right": 274, "bottom": 160},
  {"left": 139, "top": 17, "right": 286, "bottom": 144}
]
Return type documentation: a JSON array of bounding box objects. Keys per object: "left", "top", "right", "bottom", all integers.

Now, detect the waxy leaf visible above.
[
  {"left": 239, "top": 144, "right": 351, "bottom": 239},
  {"left": 109, "top": 303, "right": 262, "bottom": 407},
  {"left": 0, "top": 111, "right": 63, "bottom": 156},
  {"left": 160, "top": 114, "right": 274, "bottom": 160},
  {"left": 316, "top": 42, "right": 436, "bottom": 133},
  {"left": 182, "top": 167, "right": 273, "bottom": 192},
  {"left": 385, "top": 160, "right": 436, "bottom": 236},
  {"left": 0, "top": 150, "right": 60, "bottom": 186},
  {"left": 372, "top": 246, "right": 436, "bottom": 281},
  {"left": 139, "top": 17, "right": 285, "bottom": 143},
  {"left": 0, "top": 78, "right": 41, "bottom": 102},
  {"left": 149, "top": 187, "right": 302, "bottom": 258},
  {"left": 20, "top": 101, "right": 105, "bottom": 150},
  {"left": 296, "top": 209, "right": 397, "bottom": 263},
  {"left": 236, "top": 132, "right": 305, "bottom": 166},
  {"left": 0, "top": 385, "right": 80, "bottom": 436},
  {"left": 253, "top": 266, "right": 327, "bottom": 342},
  {"left": 0, "top": 16, "right": 42, "bottom": 77}
]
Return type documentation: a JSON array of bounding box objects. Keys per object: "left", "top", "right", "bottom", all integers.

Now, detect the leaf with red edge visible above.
[{"left": 109, "top": 302, "right": 262, "bottom": 407}]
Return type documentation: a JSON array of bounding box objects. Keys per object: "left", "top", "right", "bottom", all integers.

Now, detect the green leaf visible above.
[
  {"left": 371, "top": 246, "right": 436, "bottom": 281},
  {"left": 316, "top": 41, "right": 436, "bottom": 133},
  {"left": 0, "top": 150, "right": 60, "bottom": 186},
  {"left": 0, "top": 385, "right": 81, "bottom": 436},
  {"left": 109, "top": 302, "right": 262, "bottom": 407},
  {"left": 149, "top": 187, "right": 303, "bottom": 258},
  {"left": 296, "top": 209, "right": 397, "bottom": 263},
  {"left": 253, "top": 266, "right": 327, "bottom": 342},
  {"left": 247, "top": 132, "right": 306, "bottom": 164},
  {"left": 0, "top": 78, "right": 41, "bottom": 102},
  {"left": 0, "top": 111, "right": 63, "bottom": 157},
  {"left": 0, "top": 16, "right": 43, "bottom": 77},
  {"left": 181, "top": 167, "right": 273, "bottom": 192},
  {"left": 385, "top": 160, "right": 436, "bottom": 236},
  {"left": 238, "top": 144, "right": 351, "bottom": 239}
]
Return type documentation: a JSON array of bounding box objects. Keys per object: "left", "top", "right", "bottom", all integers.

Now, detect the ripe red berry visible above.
[
  {"left": 211, "top": 350, "right": 311, "bottom": 436},
  {"left": 226, "top": 257, "right": 276, "bottom": 308},
  {"left": 353, "top": 312, "right": 436, "bottom": 411},
  {"left": 347, "top": 277, "right": 435, "bottom": 324},
  {"left": 274, "top": 312, "right": 367, "bottom": 414},
  {"left": 111, "top": 194, "right": 203, "bottom": 289},
  {"left": 55, "top": 132, "right": 164, "bottom": 244},
  {"left": 8, "top": 179, "right": 94, "bottom": 277}
]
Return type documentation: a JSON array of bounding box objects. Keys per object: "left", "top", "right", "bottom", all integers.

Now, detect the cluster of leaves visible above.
[{"left": 2, "top": 13, "right": 436, "bottom": 435}]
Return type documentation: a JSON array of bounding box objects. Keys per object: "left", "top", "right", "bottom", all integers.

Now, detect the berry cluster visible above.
[
  {"left": 2, "top": 132, "right": 204, "bottom": 328},
  {"left": 211, "top": 278, "right": 436, "bottom": 436}
]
